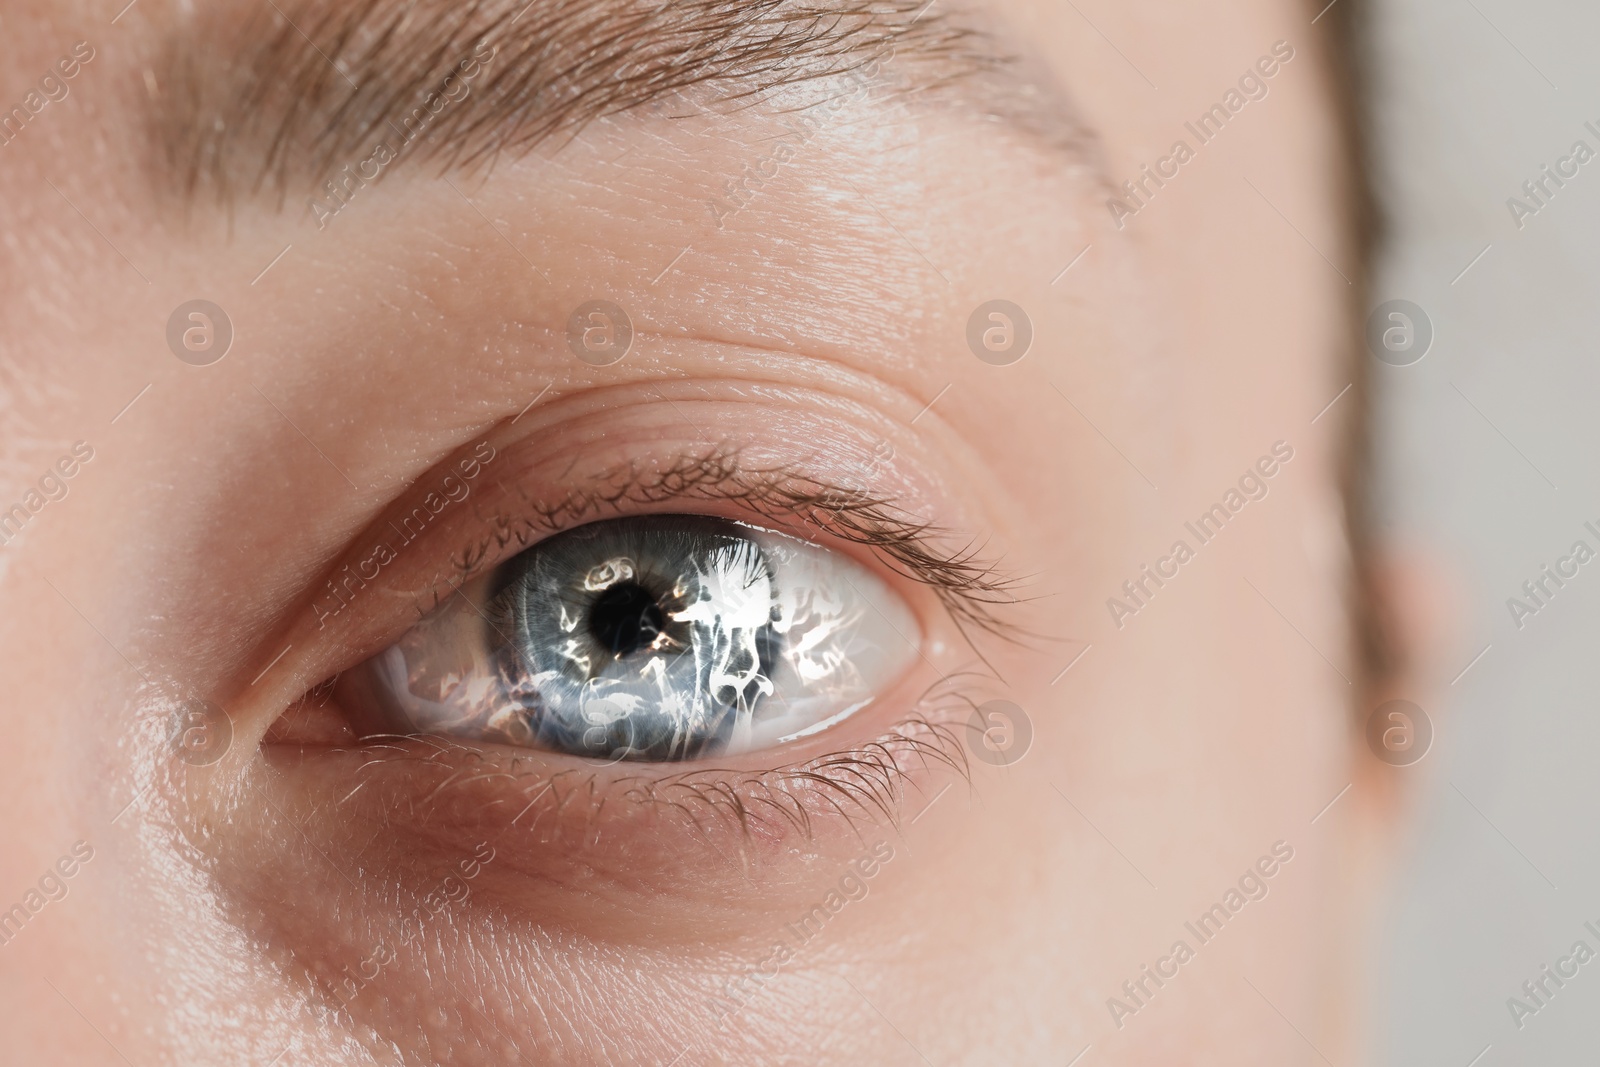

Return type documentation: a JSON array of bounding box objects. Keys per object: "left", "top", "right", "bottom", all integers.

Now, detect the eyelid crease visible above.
[{"left": 438, "top": 447, "right": 1033, "bottom": 648}]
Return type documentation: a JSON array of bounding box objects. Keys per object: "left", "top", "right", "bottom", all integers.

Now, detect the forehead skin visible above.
[{"left": 0, "top": 0, "right": 1360, "bottom": 1064}]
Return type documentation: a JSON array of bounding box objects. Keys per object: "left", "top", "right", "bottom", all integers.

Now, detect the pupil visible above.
[{"left": 589, "top": 582, "right": 666, "bottom": 656}]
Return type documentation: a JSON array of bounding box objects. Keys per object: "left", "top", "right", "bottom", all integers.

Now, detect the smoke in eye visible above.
[
  {"left": 674, "top": 541, "right": 778, "bottom": 726},
  {"left": 496, "top": 517, "right": 780, "bottom": 760}
]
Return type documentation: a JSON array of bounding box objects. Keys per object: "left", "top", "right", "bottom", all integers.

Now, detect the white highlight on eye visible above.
[
  {"left": 583, "top": 556, "right": 635, "bottom": 591},
  {"left": 774, "top": 698, "right": 877, "bottom": 745},
  {"left": 582, "top": 693, "right": 646, "bottom": 725}
]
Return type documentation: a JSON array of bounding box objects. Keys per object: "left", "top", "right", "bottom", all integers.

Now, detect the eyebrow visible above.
[{"left": 151, "top": 0, "right": 1080, "bottom": 207}]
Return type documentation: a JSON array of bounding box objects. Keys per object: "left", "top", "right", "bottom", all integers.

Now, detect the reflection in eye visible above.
[{"left": 337, "top": 516, "right": 919, "bottom": 761}]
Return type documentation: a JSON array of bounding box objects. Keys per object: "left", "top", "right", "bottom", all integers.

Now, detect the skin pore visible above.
[{"left": 0, "top": 0, "right": 1388, "bottom": 1064}]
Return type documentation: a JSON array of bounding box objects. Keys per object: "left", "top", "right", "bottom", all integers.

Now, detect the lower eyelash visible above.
[
  {"left": 322, "top": 670, "right": 986, "bottom": 842},
  {"left": 620, "top": 709, "right": 971, "bottom": 839}
]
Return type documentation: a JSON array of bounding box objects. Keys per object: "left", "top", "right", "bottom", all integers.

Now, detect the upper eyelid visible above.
[
  {"left": 430, "top": 447, "right": 1029, "bottom": 645},
  {"left": 245, "top": 406, "right": 1016, "bottom": 717}
]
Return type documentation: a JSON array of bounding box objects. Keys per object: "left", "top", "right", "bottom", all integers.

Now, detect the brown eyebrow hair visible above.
[{"left": 153, "top": 0, "right": 1053, "bottom": 207}]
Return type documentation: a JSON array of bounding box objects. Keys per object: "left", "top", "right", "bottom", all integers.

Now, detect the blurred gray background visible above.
[{"left": 1366, "top": 0, "right": 1600, "bottom": 1062}]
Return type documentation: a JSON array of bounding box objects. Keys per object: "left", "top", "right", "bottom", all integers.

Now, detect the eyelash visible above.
[
  {"left": 320, "top": 675, "right": 984, "bottom": 840},
  {"left": 434, "top": 447, "right": 1027, "bottom": 644}
]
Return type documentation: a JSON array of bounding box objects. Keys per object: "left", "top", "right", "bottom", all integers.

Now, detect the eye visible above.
[{"left": 335, "top": 515, "right": 920, "bottom": 762}]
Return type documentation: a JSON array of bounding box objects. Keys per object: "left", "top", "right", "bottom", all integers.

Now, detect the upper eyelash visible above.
[{"left": 439, "top": 447, "right": 1031, "bottom": 645}]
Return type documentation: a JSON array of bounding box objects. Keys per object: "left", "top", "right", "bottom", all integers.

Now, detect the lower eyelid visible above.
[{"left": 264, "top": 673, "right": 977, "bottom": 888}]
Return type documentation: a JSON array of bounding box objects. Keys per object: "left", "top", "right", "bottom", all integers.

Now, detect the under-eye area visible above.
[
  {"left": 253, "top": 661, "right": 980, "bottom": 938},
  {"left": 260, "top": 695, "right": 974, "bottom": 893}
]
